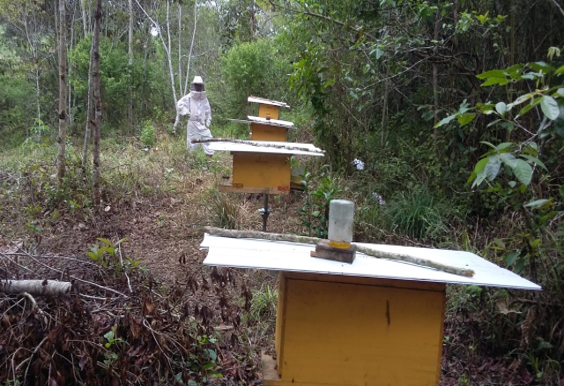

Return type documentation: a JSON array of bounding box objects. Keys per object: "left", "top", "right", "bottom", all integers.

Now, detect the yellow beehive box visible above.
[
  {"left": 232, "top": 153, "right": 291, "bottom": 194},
  {"left": 269, "top": 272, "right": 445, "bottom": 385},
  {"left": 251, "top": 123, "right": 287, "bottom": 142},
  {"left": 248, "top": 96, "right": 290, "bottom": 120},
  {"left": 200, "top": 235, "right": 541, "bottom": 386},
  {"left": 207, "top": 141, "right": 324, "bottom": 195}
]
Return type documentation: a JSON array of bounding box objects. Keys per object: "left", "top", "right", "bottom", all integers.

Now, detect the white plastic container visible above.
[{"left": 327, "top": 199, "right": 354, "bottom": 248}]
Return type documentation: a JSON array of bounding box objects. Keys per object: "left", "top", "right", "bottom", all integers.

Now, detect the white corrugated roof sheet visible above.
[
  {"left": 201, "top": 235, "right": 541, "bottom": 291},
  {"left": 248, "top": 96, "right": 290, "bottom": 108},
  {"left": 248, "top": 116, "right": 294, "bottom": 128},
  {"left": 207, "top": 141, "right": 324, "bottom": 156},
  {"left": 226, "top": 117, "right": 295, "bottom": 129}
]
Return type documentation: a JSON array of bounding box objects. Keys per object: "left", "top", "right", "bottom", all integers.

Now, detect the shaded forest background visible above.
[{"left": 1, "top": 0, "right": 564, "bottom": 384}]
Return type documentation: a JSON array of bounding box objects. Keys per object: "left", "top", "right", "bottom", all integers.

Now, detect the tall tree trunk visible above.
[
  {"left": 82, "top": 39, "right": 94, "bottom": 167},
  {"left": 35, "top": 66, "right": 41, "bottom": 125},
  {"left": 92, "top": 0, "right": 102, "bottom": 206},
  {"left": 23, "top": 18, "right": 41, "bottom": 137},
  {"left": 134, "top": 0, "right": 179, "bottom": 132},
  {"left": 183, "top": 0, "right": 198, "bottom": 95},
  {"left": 506, "top": 0, "right": 515, "bottom": 141},
  {"left": 128, "top": 0, "right": 134, "bottom": 134},
  {"left": 178, "top": 2, "right": 182, "bottom": 95},
  {"left": 381, "top": 68, "right": 389, "bottom": 148},
  {"left": 57, "top": 0, "right": 68, "bottom": 185},
  {"left": 68, "top": 6, "right": 75, "bottom": 125},
  {"left": 432, "top": 12, "right": 440, "bottom": 153},
  {"left": 165, "top": 0, "right": 176, "bottom": 103},
  {"left": 81, "top": 0, "right": 88, "bottom": 37},
  {"left": 174, "top": 0, "right": 198, "bottom": 134},
  {"left": 165, "top": 0, "right": 181, "bottom": 134}
]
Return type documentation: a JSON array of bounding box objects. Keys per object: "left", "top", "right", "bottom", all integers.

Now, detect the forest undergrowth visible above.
[{"left": 0, "top": 128, "right": 562, "bottom": 385}]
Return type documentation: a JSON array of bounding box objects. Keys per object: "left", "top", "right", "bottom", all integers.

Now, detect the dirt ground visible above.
[{"left": 0, "top": 150, "right": 553, "bottom": 385}]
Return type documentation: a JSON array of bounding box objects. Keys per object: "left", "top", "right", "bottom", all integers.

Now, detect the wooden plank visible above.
[
  {"left": 262, "top": 353, "right": 281, "bottom": 381},
  {"left": 282, "top": 272, "right": 447, "bottom": 293},
  {"left": 218, "top": 178, "right": 289, "bottom": 195},
  {"left": 232, "top": 153, "right": 291, "bottom": 192},
  {"left": 251, "top": 123, "right": 288, "bottom": 142},
  {"left": 280, "top": 277, "right": 445, "bottom": 385},
  {"left": 275, "top": 272, "right": 287, "bottom": 374},
  {"left": 311, "top": 240, "right": 356, "bottom": 264}
]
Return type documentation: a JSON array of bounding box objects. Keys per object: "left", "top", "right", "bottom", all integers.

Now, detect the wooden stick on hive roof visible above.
[
  {"left": 192, "top": 138, "right": 324, "bottom": 154},
  {"left": 203, "top": 227, "right": 475, "bottom": 277}
]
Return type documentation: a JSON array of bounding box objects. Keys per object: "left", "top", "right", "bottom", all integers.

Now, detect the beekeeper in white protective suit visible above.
[{"left": 176, "top": 76, "right": 214, "bottom": 156}]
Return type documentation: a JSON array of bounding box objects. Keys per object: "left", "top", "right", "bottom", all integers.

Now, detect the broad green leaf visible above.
[
  {"left": 481, "top": 77, "right": 509, "bottom": 86},
  {"left": 434, "top": 113, "right": 457, "bottom": 128},
  {"left": 505, "top": 251, "right": 520, "bottom": 267},
  {"left": 514, "top": 257, "right": 525, "bottom": 274},
  {"left": 508, "top": 181, "right": 517, "bottom": 188},
  {"left": 519, "top": 153, "right": 548, "bottom": 171},
  {"left": 520, "top": 73, "right": 539, "bottom": 80},
  {"left": 485, "top": 155, "right": 501, "bottom": 180},
  {"left": 505, "top": 64, "right": 525, "bottom": 74},
  {"left": 473, "top": 169, "right": 487, "bottom": 188},
  {"left": 477, "top": 103, "right": 495, "bottom": 114},
  {"left": 104, "top": 330, "right": 115, "bottom": 341},
  {"left": 495, "top": 102, "right": 507, "bottom": 116},
  {"left": 468, "top": 157, "right": 489, "bottom": 183},
  {"left": 555, "top": 64, "right": 564, "bottom": 75},
  {"left": 457, "top": 113, "right": 476, "bottom": 126},
  {"left": 537, "top": 341, "right": 554, "bottom": 350},
  {"left": 476, "top": 12, "right": 489, "bottom": 24},
  {"left": 529, "top": 61, "right": 553, "bottom": 73},
  {"left": 97, "top": 237, "right": 112, "bottom": 246},
  {"left": 518, "top": 103, "right": 535, "bottom": 117},
  {"left": 500, "top": 153, "right": 518, "bottom": 168},
  {"left": 525, "top": 199, "right": 549, "bottom": 209},
  {"left": 496, "top": 142, "right": 512, "bottom": 151},
  {"left": 540, "top": 95, "right": 560, "bottom": 120},
  {"left": 114, "top": 237, "right": 129, "bottom": 247},
  {"left": 512, "top": 93, "right": 533, "bottom": 105},
  {"left": 476, "top": 69, "right": 506, "bottom": 79},
  {"left": 205, "top": 348, "right": 218, "bottom": 362},
  {"left": 553, "top": 88, "right": 564, "bottom": 97},
  {"left": 87, "top": 252, "right": 98, "bottom": 261},
  {"left": 374, "top": 48, "right": 383, "bottom": 60},
  {"left": 480, "top": 141, "right": 497, "bottom": 150},
  {"left": 511, "top": 159, "right": 533, "bottom": 185}
]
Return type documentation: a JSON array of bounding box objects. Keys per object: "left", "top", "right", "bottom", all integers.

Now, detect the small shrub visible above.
[
  {"left": 141, "top": 121, "right": 156, "bottom": 147},
  {"left": 204, "top": 188, "right": 241, "bottom": 229},
  {"left": 295, "top": 161, "right": 343, "bottom": 238},
  {"left": 249, "top": 284, "right": 278, "bottom": 322}
]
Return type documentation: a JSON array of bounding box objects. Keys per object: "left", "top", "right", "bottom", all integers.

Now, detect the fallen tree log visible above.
[
  {"left": 203, "top": 227, "right": 475, "bottom": 277},
  {"left": 0, "top": 280, "right": 72, "bottom": 296}
]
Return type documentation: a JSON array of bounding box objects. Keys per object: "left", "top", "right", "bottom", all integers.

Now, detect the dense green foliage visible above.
[{"left": 1, "top": 0, "right": 563, "bottom": 383}]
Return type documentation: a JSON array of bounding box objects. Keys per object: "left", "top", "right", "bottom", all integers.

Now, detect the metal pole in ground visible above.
[{"left": 262, "top": 194, "right": 270, "bottom": 232}]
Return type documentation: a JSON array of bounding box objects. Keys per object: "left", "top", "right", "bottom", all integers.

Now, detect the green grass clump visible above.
[{"left": 384, "top": 189, "right": 448, "bottom": 240}]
